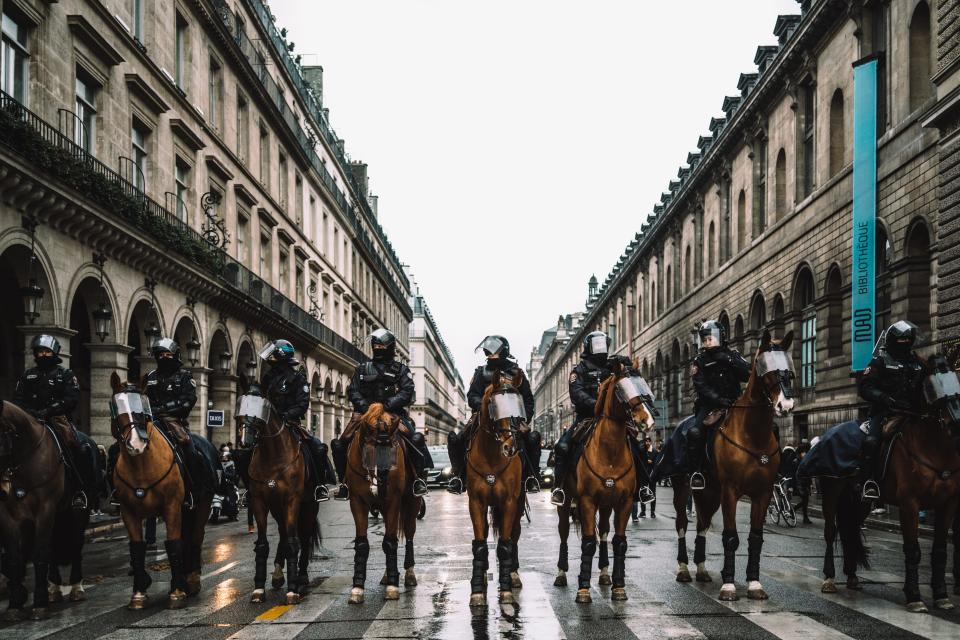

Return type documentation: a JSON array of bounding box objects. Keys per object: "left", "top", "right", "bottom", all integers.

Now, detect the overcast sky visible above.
[{"left": 271, "top": 0, "right": 801, "bottom": 382}]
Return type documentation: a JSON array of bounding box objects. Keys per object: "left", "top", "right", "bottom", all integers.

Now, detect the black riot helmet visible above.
[
  {"left": 259, "top": 339, "right": 296, "bottom": 364},
  {"left": 583, "top": 331, "right": 610, "bottom": 363},
  {"left": 31, "top": 334, "right": 62, "bottom": 367},
  {"left": 476, "top": 335, "right": 511, "bottom": 361},
  {"left": 698, "top": 320, "right": 726, "bottom": 350},
  {"left": 370, "top": 328, "right": 396, "bottom": 362},
  {"left": 886, "top": 320, "right": 919, "bottom": 359},
  {"left": 151, "top": 337, "right": 181, "bottom": 362}
]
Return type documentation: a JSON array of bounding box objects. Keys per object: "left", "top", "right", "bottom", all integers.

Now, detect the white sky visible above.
[{"left": 270, "top": 0, "right": 802, "bottom": 381}]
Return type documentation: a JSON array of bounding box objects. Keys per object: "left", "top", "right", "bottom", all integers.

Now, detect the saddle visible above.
[{"left": 570, "top": 418, "right": 597, "bottom": 444}]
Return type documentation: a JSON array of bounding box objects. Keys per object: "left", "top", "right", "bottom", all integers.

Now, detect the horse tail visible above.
[
  {"left": 837, "top": 481, "right": 870, "bottom": 571},
  {"left": 490, "top": 504, "right": 502, "bottom": 539}
]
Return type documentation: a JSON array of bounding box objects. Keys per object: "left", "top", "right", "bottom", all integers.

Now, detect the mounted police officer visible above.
[
  {"left": 447, "top": 335, "right": 541, "bottom": 495},
  {"left": 257, "top": 339, "right": 331, "bottom": 502},
  {"left": 332, "top": 328, "right": 430, "bottom": 500},
  {"left": 14, "top": 334, "right": 97, "bottom": 508},
  {"left": 856, "top": 320, "right": 925, "bottom": 500},
  {"left": 687, "top": 320, "right": 751, "bottom": 490}
]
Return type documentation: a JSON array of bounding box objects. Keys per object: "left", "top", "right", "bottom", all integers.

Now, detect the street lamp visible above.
[
  {"left": 20, "top": 281, "right": 43, "bottom": 325},
  {"left": 245, "top": 359, "right": 258, "bottom": 380},
  {"left": 186, "top": 334, "right": 201, "bottom": 367},
  {"left": 144, "top": 322, "right": 161, "bottom": 351},
  {"left": 217, "top": 350, "right": 232, "bottom": 375},
  {"left": 92, "top": 302, "right": 112, "bottom": 342}
]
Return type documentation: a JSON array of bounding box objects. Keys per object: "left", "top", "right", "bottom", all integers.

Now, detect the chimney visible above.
[
  {"left": 367, "top": 194, "right": 378, "bottom": 219},
  {"left": 349, "top": 161, "right": 368, "bottom": 198},
  {"left": 301, "top": 65, "right": 324, "bottom": 105}
]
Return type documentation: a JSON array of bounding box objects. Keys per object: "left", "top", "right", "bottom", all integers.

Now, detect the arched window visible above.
[
  {"left": 793, "top": 267, "right": 817, "bottom": 388},
  {"left": 754, "top": 139, "right": 767, "bottom": 237},
  {"left": 737, "top": 189, "right": 747, "bottom": 251},
  {"left": 718, "top": 311, "right": 730, "bottom": 344},
  {"left": 775, "top": 148, "right": 787, "bottom": 220},
  {"left": 637, "top": 293, "right": 643, "bottom": 330},
  {"left": 707, "top": 221, "right": 716, "bottom": 274},
  {"left": 684, "top": 245, "right": 692, "bottom": 295},
  {"left": 905, "top": 220, "right": 932, "bottom": 332},
  {"left": 749, "top": 292, "right": 766, "bottom": 354},
  {"left": 734, "top": 315, "right": 745, "bottom": 350},
  {"left": 771, "top": 294, "right": 785, "bottom": 336},
  {"left": 909, "top": 2, "right": 933, "bottom": 111},
  {"left": 825, "top": 265, "right": 843, "bottom": 357},
  {"left": 829, "top": 89, "right": 845, "bottom": 177},
  {"left": 876, "top": 224, "right": 893, "bottom": 336},
  {"left": 670, "top": 340, "right": 682, "bottom": 417}
]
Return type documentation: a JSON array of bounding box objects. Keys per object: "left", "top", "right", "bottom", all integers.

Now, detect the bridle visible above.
[{"left": 728, "top": 345, "right": 795, "bottom": 410}]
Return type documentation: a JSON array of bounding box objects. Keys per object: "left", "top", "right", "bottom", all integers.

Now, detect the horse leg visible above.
[
  {"left": 283, "top": 498, "right": 302, "bottom": 605},
  {"left": 349, "top": 497, "right": 370, "bottom": 604},
  {"left": 30, "top": 515, "right": 54, "bottom": 620},
  {"left": 272, "top": 529, "right": 286, "bottom": 591},
  {"left": 898, "top": 501, "right": 926, "bottom": 612},
  {"left": 931, "top": 506, "right": 955, "bottom": 610},
  {"left": 576, "top": 497, "right": 598, "bottom": 604},
  {"left": 297, "top": 502, "right": 318, "bottom": 596},
  {"left": 163, "top": 502, "right": 187, "bottom": 610},
  {"left": 598, "top": 505, "right": 612, "bottom": 586},
  {"left": 1, "top": 527, "right": 28, "bottom": 622},
  {"left": 555, "top": 504, "right": 571, "bottom": 586},
  {"left": 610, "top": 501, "right": 630, "bottom": 601},
  {"left": 695, "top": 484, "right": 720, "bottom": 583},
  {"left": 510, "top": 511, "right": 522, "bottom": 590},
  {"left": 403, "top": 496, "right": 418, "bottom": 588},
  {"left": 673, "top": 479, "right": 691, "bottom": 582},
  {"left": 251, "top": 500, "right": 270, "bottom": 603},
  {"left": 496, "top": 499, "right": 518, "bottom": 604},
  {"left": 719, "top": 486, "right": 740, "bottom": 601},
  {"left": 121, "top": 510, "right": 152, "bottom": 610},
  {"left": 68, "top": 526, "right": 86, "bottom": 602},
  {"left": 821, "top": 481, "right": 839, "bottom": 593},
  {"left": 48, "top": 563, "right": 64, "bottom": 604},
  {"left": 745, "top": 496, "right": 770, "bottom": 600},
  {"left": 468, "top": 496, "right": 489, "bottom": 607}
]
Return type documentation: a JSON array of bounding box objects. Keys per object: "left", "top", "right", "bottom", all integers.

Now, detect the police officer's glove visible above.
[
  {"left": 607, "top": 355, "right": 632, "bottom": 368},
  {"left": 720, "top": 397, "right": 735, "bottom": 408}
]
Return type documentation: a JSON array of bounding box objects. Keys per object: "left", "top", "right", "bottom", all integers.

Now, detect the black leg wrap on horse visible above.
[
  {"left": 903, "top": 541, "right": 922, "bottom": 601},
  {"left": 332, "top": 437, "right": 349, "bottom": 482},
  {"left": 931, "top": 543, "right": 948, "bottom": 599},
  {"left": 612, "top": 535, "right": 627, "bottom": 588},
  {"left": 286, "top": 537, "right": 300, "bottom": 592},
  {"left": 129, "top": 540, "right": 152, "bottom": 593},
  {"left": 165, "top": 539, "right": 186, "bottom": 593},
  {"left": 404, "top": 539, "right": 415, "bottom": 570},
  {"left": 677, "top": 536, "right": 689, "bottom": 565},
  {"left": 497, "top": 539, "right": 514, "bottom": 593},
  {"left": 471, "top": 539, "right": 488, "bottom": 594},
  {"left": 511, "top": 539, "right": 520, "bottom": 572},
  {"left": 253, "top": 539, "right": 269, "bottom": 589},
  {"left": 694, "top": 535, "right": 707, "bottom": 565},
  {"left": 746, "top": 529, "right": 763, "bottom": 583},
  {"left": 383, "top": 536, "right": 400, "bottom": 587},
  {"left": 721, "top": 529, "right": 739, "bottom": 585},
  {"left": 353, "top": 536, "right": 370, "bottom": 588},
  {"left": 559, "top": 541, "right": 569, "bottom": 572},
  {"left": 598, "top": 538, "right": 609, "bottom": 570},
  {"left": 578, "top": 535, "right": 597, "bottom": 590}
]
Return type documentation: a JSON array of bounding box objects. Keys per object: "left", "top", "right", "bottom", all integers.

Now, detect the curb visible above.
[
  {"left": 86, "top": 517, "right": 125, "bottom": 539},
  {"left": 805, "top": 504, "right": 936, "bottom": 539}
]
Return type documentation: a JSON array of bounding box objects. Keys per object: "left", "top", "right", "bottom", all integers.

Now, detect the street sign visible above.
[{"left": 207, "top": 409, "right": 225, "bottom": 428}]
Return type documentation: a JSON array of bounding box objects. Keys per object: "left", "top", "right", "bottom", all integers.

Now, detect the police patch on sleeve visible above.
[
  {"left": 863, "top": 366, "right": 871, "bottom": 376},
  {"left": 303, "top": 385, "right": 309, "bottom": 393},
  {"left": 569, "top": 373, "right": 577, "bottom": 383}
]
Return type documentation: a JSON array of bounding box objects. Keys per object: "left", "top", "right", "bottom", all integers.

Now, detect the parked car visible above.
[
  {"left": 539, "top": 460, "right": 555, "bottom": 489},
  {"left": 426, "top": 446, "right": 454, "bottom": 487}
]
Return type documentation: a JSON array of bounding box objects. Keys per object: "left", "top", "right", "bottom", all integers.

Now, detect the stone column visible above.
[
  {"left": 208, "top": 372, "right": 238, "bottom": 444},
  {"left": 85, "top": 343, "right": 133, "bottom": 444},
  {"left": 18, "top": 325, "right": 76, "bottom": 368},
  {"left": 695, "top": 204, "right": 704, "bottom": 283},
  {"left": 188, "top": 366, "right": 212, "bottom": 442},
  {"left": 324, "top": 401, "right": 336, "bottom": 441}
]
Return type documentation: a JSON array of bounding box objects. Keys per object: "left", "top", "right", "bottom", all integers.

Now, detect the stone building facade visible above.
[
  {"left": 0, "top": 0, "right": 417, "bottom": 445},
  {"left": 532, "top": 0, "right": 940, "bottom": 445}
]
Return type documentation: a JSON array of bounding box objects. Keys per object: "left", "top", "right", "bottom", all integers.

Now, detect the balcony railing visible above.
[{"left": 0, "top": 90, "right": 367, "bottom": 364}]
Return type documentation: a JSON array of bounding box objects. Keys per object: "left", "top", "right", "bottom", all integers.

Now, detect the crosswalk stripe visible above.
[
  {"left": 511, "top": 571, "right": 567, "bottom": 639},
  {"left": 225, "top": 575, "right": 350, "bottom": 639},
  {"left": 0, "top": 580, "right": 134, "bottom": 640},
  {"left": 740, "top": 611, "right": 857, "bottom": 640},
  {"left": 614, "top": 576, "right": 707, "bottom": 639},
  {"left": 361, "top": 575, "right": 446, "bottom": 638}
]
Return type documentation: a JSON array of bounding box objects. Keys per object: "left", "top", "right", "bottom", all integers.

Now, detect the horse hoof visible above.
[
  {"left": 286, "top": 591, "right": 301, "bottom": 605},
  {"left": 385, "top": 586, "right": 400, "bottom": 600},
  {"left": 676, "top": 569, "right": 692, "bottom": 583},
  {"left": 747, "top": 587, "right": 769, "bottom": 601},
  {"left": 554, "top": 573, "right": 567, "bottom": 587},
  {"left": 935, "top": 598, "right": 955, "bottom": 610},
  {"left": 821, "top": 579, "right": 838, "bottom": 594},
  {"left": 575, "top": 589, "right": 592, "bottom": 604},
  {"left": 511, "top": 572, "right": 523, "bottom": 589},
  {"left": 349, "top": 587, "right": 364, "bottom": 604},
  {"left": 906, "top": 600, "right": 929, "bottom": 613},
  {"left": 30, "top": 607, "right": 47, "bottom": 621},
  {"left": 499, "top": 591, "right": 514, "bottom": 605},
  {"left": 3, "top": 608, "right": 26, "bottom": 622},
  {"left": 696, "top": 571, "right": 712, "bottom": 583},
  {"left": 48, "top": 585, "right": 64, "bottom": 603},
  {"left": 271, "top": 569, "right": 285, "bottom": 590},
  {"left": 469, "top": 593, "right": 487, "bottom": 607},
  {"left": 186, "top": 573, "right": 201, "bottom": 597},
  {"left": 599, "top": 573, "right": 612, "bottom": 586},
  {"left": 719, "top": 584, "right": 738, "bottom": 601},
  {"left": 404, "top": 571, "right": 418, "bottom": 587},
  {"left": 250, "top": 589, "right": 265, "bottom": 604},
  {"left": 611, "top": 587, "right": 627, "bottom": 601},
  {"left": 168, "top": 589, "right": 187, "bottom": 609},
  {"left": 128, "top": 593, "right": 148, "bottom": 610}
]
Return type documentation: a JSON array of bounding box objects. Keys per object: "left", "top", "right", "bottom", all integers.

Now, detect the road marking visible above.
[
  {"left": 740, "top": 611, "right": 857, "bottom": 640},
  {"left": 361, "top": 574, "right": 445, "bottom": 639},
  {"left": 255, "top": 604, "right": 292, "bottom": 621},
  {"left": 224, "top": 575, "right": 350, "bottom": 639},
  {"left": 611, "top": 576, "right": 707, "bottom": 640}
]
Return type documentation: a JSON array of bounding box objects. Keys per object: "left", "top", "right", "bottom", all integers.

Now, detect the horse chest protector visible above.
[{"left": 485, "top": 474, "right": 496, "bottom": 485}]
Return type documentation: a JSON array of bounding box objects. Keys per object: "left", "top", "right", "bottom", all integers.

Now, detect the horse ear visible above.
[
  {"left": 781, "top": 330, "right": 794, "bottom": 351},
  {"left": 512, "top": 369, "right": 524, "bottom": 389},
  {"left": 110, "top": 371, "right": 121, "bottom": 393}
]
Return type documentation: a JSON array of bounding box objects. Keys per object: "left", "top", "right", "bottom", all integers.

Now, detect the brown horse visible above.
[
  {"left": 817, "top": 354, "right": 960, "bottom": 612},
  {"left": 110, "top": 371, "right": 213, "bottom": 610},
  {"left": 670, "top": 329, "right": 795, "bottom": 601},
  {"left": 570, "top": 358, "right": 655, "bottom": 604},
  {"left": 343, "top": 403, "right": 419, "bottom": 604},
  {"left": 0, "top": 399, "right": 66, "bottom": 621},
  {"left": 465, "top": 369, "right": 527, "bottom": 607},
  {"left": 236, "top": 375, "right": 321, "bottom": 605}
]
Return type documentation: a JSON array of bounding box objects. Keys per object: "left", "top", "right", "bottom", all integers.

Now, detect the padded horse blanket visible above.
[
  {"left": 651, "top": 415, "right": 696, "bottom": 482},
  {"left": 796, "top": 420, "right": 865, "bottom": 480}
]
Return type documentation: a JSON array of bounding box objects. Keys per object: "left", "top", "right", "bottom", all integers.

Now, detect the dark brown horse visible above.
[
  {"left": 344, "top": 403, "right": 419, "bottom": 604},
  {"left": 817, "top": 354, "right": 960, "bottom": 612},
  {"left": 670, "top": 330, "right": 795, "bottom": 601},
  {"left": 0, "top": 399, "right": 66, "bottom": 621},
  {"left": 570, "top": 358, "right": 654, "bottom": 604},
  {"left": 465, "top": 369, "right": 526, "bottom": 607},
  {"left": 236, "top": 374, "right": 320, "bottom": 605},
  {"left": 110, "top": 371, "right": 212, "bottom": 610}
]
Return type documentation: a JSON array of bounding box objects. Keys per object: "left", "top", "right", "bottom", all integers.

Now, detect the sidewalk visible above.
[
  {"left": 801, "top": 491, "right": 937, "bottom": 539},
  {"left": 86, "top": 508, "right": 125, "bottom": 539}
]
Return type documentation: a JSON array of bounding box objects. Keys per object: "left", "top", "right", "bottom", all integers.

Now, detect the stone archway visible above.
[
  {"left": 206, "top": 327, "right": 234, "bottom": 444},
  {"left": 126, "top": 298, "right": 162, "bottom": 384},
  {"left": 173, "top": 315, "right": 204, "bottom": 434}
]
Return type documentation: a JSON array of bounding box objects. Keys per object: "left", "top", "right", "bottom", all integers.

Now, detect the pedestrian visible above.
[
  {"left": 795, "top": 439, "right": 812, "bottom": 524},
  {"left": 639, "top": 437, "right": 656, "bottom": 518}
]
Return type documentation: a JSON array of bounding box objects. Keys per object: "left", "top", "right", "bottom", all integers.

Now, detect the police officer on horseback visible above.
[
  {"left": 687, "top": 320, "right": 751, "bottom": 490},
  {"left": 856, "top": 320, "right": 925, "bottom": 500},
  {"left": 447, "top": 335, "right": 541, "bottom": 495},
  {"left": 14, "top": 334, "right": 97, "bottom": 508},
  {"left": 332, "top": 328, "right": 431, "bottom": 500},
  {"left": 256, "top": 339, "right": 332, "bottom": 502}
]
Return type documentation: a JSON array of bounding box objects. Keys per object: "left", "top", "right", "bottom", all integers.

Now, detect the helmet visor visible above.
[
  {"left": 924, "top": 371, "right": 960, "bottom": 404},
  {"left": 698, "top": 327, "right": 723, "bottom": 348},
  {"left": 32, "top": 335, "right": 59, "bottom": 353},
  {"left": 588, "top": 334, "right": 609, "bottom": 356},
  {"left": 614, "top": 376, "right": 654, "bottom": 404},
  {"left": 756, "top": 350, "right": 795, "bottom": 376},
  {"left": 258, "top": 342, "right": 277, "bottom": 362},
  {"left": 477, "top": 336, "right": 505, "bottom": 356},
  {"left": 371, "top": 328, "right": 392, "bottom": 344},
  {"left": 488, "top": 393, "right": 526, "bottom": 421}
]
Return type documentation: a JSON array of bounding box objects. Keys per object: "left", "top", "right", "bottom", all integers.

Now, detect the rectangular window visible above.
[
  {"left": 1, "top": 10, "right": 29, "bottom": 103},
  {"left": 279, "top": 247, "right": 289, "bottom": 295},
  {"left": 801, "top": 312, "right": 817, "bottom": 388},
  {"left": 237, "top": 211, "right": 249, "bottom": 264},
  {"left": 236, "top": 94, "right": 248, "bottom": 163},
  {"left": 175, "top": 13, "right": 188, "bottom": 90},
  {"left": 255, "top": 48, "right": 266, "bottom": 83},
  {"left": 294, "top": 174, "right": 303, "bottom": 226},
  {"left": 259, "top": 230, "right": 272, "bottom": 278},
  {"left": 75, "top": 73, "right": 97, "bottom": 152},
  {"left": 801, "top": 83, "right": 815, "bottom": 198},
  {"left": 208, "top": 56, "right": 223, "bottom": 133},
  {"left": 131, "top": 120, "right": 148, "bottom": 191},
  {"left": 133, "top": 0, "right": 144, "bottom": 42},
  {"left": 278, "top": 153, "right": 288, "bottom": 208},
  {"left": 174, "top": 158, "right": 190, "bottom": 222},
  {"left": 259, "top": 124, "right": 270, "bottom": 189},
  {"left": 295, "top": 262, "right": 304, "bottom": 307}
]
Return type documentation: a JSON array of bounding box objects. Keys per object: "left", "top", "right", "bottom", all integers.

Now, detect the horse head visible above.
[
  {"left": 752, "top": 329, "right": 796, "bottom": 417},
  {"left": 602, "top": 356, "right": 656, "bottom": 432},
  {"left": 110, "top": 371, "right": 153, "bottom": 456},
  {"left": 481, "top": 368, "right": 525, "bottom": 458},
  {"left": 359, "top": 403, "right": 401, "bottom": 446},
  {"left": 235, "top": 372, "right": 277, "bottom": 448}
]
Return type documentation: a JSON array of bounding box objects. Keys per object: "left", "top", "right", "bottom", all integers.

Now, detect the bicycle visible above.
[{"left": 767, "top": 476, "right": 797, "bottom": 527}]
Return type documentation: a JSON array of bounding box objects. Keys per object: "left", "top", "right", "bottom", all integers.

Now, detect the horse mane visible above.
[
  {"left": 362, "top": 403, "right": 396, "bottom": 425},
  {"left": 595, "top": 374, "right": 616, "bottom": 418}
]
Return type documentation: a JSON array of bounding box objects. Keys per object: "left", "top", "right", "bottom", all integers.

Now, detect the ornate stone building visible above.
[
  {"left": 532, "top": 0, "right": 940, "bottom": 444},
  {"left": 0, "top": 0, "right": 418, "bottom": 445}
]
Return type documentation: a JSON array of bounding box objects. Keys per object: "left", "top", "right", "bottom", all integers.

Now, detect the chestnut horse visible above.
[
  {"left": 344, "top": 403, "right": 419, "bottom": 604},
  {"left": 570, "top": 358, "right": 654, "bottom": 604},
  {"left": 670, "top": 330, "right": 795, "bottom": 601},
  {"left": 465, "top": 369, "right": 527, "bottom": 607},
  {"left": 109, "top": 371, "right": 214, "bottom": 610},
  {"left": 236, "top": 375, "right": 321, "bottom": 605},
  {"left": 816, "top": 355, "right": 960, "bottom": 612}
]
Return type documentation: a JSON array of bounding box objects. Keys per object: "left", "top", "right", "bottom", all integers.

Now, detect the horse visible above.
[
  {"left": 0, "top": 399, "right": 68, "bottom": 620},
  {"left": 236, "top": 374, "right": 321, "bottom": 605},
  {"left": 812, "top": 354, "right": 960, "bottom": 612},
  {"left": 109, "top": 371, "right": 215, "bottom": 610},
  {"left": 669, "top": 329, "right": 795, "bottom": 601},
  {"left": 465, "top": 368, "right": 527, "bottom": 607},
  {"left": 567, "top": 358, "right": 655, "bottom": 604},
  {"left": 343, "top": 403, "right": 420, "bottom": 604}
]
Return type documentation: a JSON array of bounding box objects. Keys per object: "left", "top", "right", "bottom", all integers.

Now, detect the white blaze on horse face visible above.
[
  {"left": 126, "top": 423, "right": 147, "bottom": 455},
  {"left": 774, "top": 389, "right": 795, "bottom": 416}
]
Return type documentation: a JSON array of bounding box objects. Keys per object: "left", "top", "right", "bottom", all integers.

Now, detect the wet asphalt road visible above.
[{"left": 1, "top": 490, "right": 959, "bottom": 639}]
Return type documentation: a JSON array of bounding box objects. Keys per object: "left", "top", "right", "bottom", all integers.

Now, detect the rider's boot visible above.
[
  {"left": 331, "top": 436, "right": 350, "bottom": 501},
  {"left": 446, "top": 430, "right": 466, "bottom": 495}
]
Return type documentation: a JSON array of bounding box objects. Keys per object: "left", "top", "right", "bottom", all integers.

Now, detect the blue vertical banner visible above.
[{"left": 851, "top": 56, "right": 878, "bottom": 371}]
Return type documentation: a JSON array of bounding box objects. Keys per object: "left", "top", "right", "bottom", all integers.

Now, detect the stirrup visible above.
[
  {"left": 690, "top": 472, "right": 706, "bottom": 491},
  {"left": 446, "top": 477, "right": 464, "bottom": 495},
  {"left": 314, "top": 485, "right": 329, "bottom": 502},
  {"left": 184, "top": 491, "right": 195, "bottom": 511},
  {"left": 71, "top": 491, "right": 88, "bottom": 510},
  {"left": 639, "top": 485, "right": 655, "bottom": 504},
  {"left": 334, "top": 484, "right": 350, "bottom": 501},
  {"left": 413, "top": 478, "right": 428, "bottom": 497},
  {"left": 550, "top": 488, "right": 566, "bottom": 506},
  {"left": 524, "top": 476, "right": 541, "bottom": 494},
  {"left": 108, "top": 489, "right": 120, "bottom": 507},
  {"left": 238, "top": 489, "right": 248, "bottom": 508},
  {"left": 861, "top": 480, "right": 880, "bottom": 501}
]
